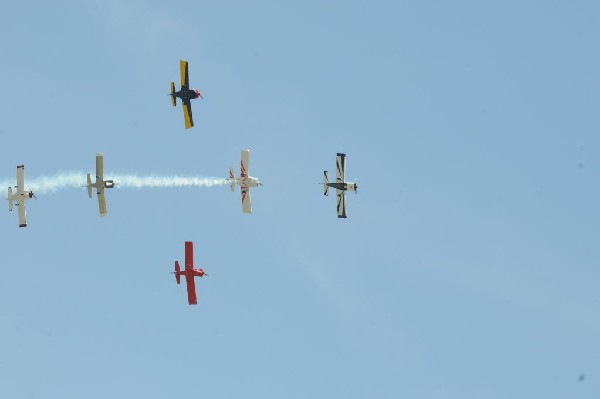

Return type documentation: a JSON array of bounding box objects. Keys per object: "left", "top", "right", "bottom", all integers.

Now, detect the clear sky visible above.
[{"left": 1, "top": 1, "right": 599, "bottom": 398}]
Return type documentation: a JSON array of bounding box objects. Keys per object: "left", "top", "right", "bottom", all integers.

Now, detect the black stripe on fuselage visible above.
[{"left": 327, "top": 182, "right": 348, "bottom": 191}]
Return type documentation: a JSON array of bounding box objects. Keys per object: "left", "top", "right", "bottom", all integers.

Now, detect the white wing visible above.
[
  {"left": 241, "top": 149, "right": 250, "bottom": 177},
  {"left": 18, "top": 201, "right": 27, "bottom": 227},
  {"left": 336, "top": 189, "right": 347, "bottom": 218},
  {"left": 96, "top": 153, "right": 104, "bottom": 181},
  {"left": 98, "top": 190, "right": 108, "bottom": 217},
  {"left": 16, "top": 165, "right": 25, "bottom": 193},
  {"left": 242, "top": 188, "right": 252, "bottom": 214},
  {"left": 336, "top": 153, "right": 346, "bottom": 183}
]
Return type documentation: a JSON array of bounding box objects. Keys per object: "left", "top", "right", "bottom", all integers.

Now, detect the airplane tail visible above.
[
  {"left": 170, "top": 82, "right": 176, "bottom": 107},
  {"left": 7, "top": 187, "right": 13, "bottom": 211},
  {"left": 86, "top": 174, "right": 93, "bottom": 198},
  {"left": 323, "top": 171, "right": 329, "bottom": 196},
  {"left": 229, "top": 167, "right": 235, "bottom": 191},
  {"left": 174, "top": 261, "right": 181, "bottom": 284}
]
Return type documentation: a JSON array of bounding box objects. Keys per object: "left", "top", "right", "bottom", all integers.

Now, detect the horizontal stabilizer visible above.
[
  {"left": 323, "top": 171, "right": 329, "bottom": 196},
  {"left": 174, "top": 261, "right": 181, "bottom": 284},
  {"left": 86, "top": 174, "right": 92, "bottom": 198},
  {"left": 170, "top": 82, "right": 176, "bottom": 107},
  {"left": 7, "top": 187, "right": 13, "bottom": 211},
  {"left": 229, "top": 167, "right": 235, "bottom": 191}
]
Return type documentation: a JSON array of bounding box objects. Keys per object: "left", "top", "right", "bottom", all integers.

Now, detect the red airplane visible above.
[{"left": 173, "top": 241, "right": 206, "bottom": 305}]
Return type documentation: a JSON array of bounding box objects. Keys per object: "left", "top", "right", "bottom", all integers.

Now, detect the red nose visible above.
[{"left": 195, "top": 89, "right": 202, "bottom": 98}]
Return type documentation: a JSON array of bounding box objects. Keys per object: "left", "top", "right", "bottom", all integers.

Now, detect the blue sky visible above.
[{"left": 1, "top": 1, "right": 599, "bottom": 398}]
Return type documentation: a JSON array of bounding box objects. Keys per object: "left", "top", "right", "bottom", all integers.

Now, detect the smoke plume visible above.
[{"left": 0, "top": 172, "right": 229, "bottom": 195}]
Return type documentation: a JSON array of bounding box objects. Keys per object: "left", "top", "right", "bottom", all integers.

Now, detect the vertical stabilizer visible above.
[
  {"left": 7, "top": 187, "right": 13, "bottom": 211},
  {"left": 323, "top": 171, "right": 329, "bottom": 196},
  {"left": 86, "top": 174, "right": 93, "bottom": 198}
]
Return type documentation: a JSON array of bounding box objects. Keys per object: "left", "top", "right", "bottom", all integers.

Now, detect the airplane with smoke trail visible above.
[
  {"left": 0, "top": 173, "right": 228, "bottom": 194},
  {"left": 7, "top": 165, "right": 35, "bottom": 227},
  {"left": 169, "top": 59, "right": 202, "bottom": 129},
  {"left": 173, "top": 241, "right": 206, "bottom": 305},
  {"left": 229, "top": 149, "right": 262, "bottom": 213},
  {"left": 84, "top": 153, "right": 116, "bottom": 217}
]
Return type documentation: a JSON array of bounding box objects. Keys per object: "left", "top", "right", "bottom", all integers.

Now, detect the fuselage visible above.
[
  {"left": 232, "top": 175, "right": 261, "bottom": 189},
  {"left": 8, "top": 190, "right": 33, "bottom": 204},
  {"left": 184, "top": 266, "right": 205, "bottom": 279},
  {"left": 91, "top": 179, "right": 115, "bottom": 194},
  {"left": 174, "top": 88, "right": 201, "bottom": 102},
  {"left": 326, "top": 182, "right": 357, "bottom": 192}
]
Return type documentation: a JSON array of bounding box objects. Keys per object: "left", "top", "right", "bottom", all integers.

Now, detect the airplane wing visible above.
[
  {"left": 182, "top": 100, "right": 194, "bottom": 129},
  {"left": 16, "top": 165, "right": 24, "bottom": 192},
  {"left": 185, "top": 274, "right": 198, "bottom": 305},
  {"left": 242, "top": 187, "right": 252, "bottom": 213},
  {"left": 96, "top": 153, "right": 104, "bottom": 181},
  {"left": 185, "top": 241, "right": 194, "bottom": 269},
  {"left": 17, "top": 201, "right": 27, "bottom": 227},
  {"left": 336, "top": 189, "right": 347, "bottom": 218},
  {"left": 241, "top": 149, "right": 250, "bottom": 177},
  {"left": 97, "top": 190, "right": 108, "bottom": 217},
  {"left": 180, "top": 59, "right": 190, "bottom": 88},
  {"left": 336, "top": 153, "right": 346, "bottom": 183},
  {"left": 184, "top": 242, "right": 197, "bottom": 304}
]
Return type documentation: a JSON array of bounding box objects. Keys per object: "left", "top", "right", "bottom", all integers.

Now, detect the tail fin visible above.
[
  {"left": 170, "top": 82, "right": 176, "bottom": 107},
  {"left": 174, "top": 261, "right": 181, "bottom": 284},
  {"left": 7, "top": 187, "right": 13, "bottom": 211},
  {"left": 229, "top": 167, "right": 235, "bottom": 191},
  {"left": 86, "top": 174, "right": 93, "bottom": 198},
  {"left": 323, "top": 171, "right": 329, "bottom": 196}
]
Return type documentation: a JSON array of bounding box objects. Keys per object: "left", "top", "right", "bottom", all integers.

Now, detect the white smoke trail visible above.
[
  {"left": 114, "top": 175, "right": 229, "bottom": 189},
  {"left": 0, "top": 172, "right": 229, "bottom": 195}
]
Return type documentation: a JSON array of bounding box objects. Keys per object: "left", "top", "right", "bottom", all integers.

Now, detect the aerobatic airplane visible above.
[
  {"left": 7, "top": 165, "right": 35, "bottom": 227},
  {"left": 323, "top": 153, "right": 357, "bottom": 218},
  {"left": 169, "top": 59, "right": 202, "bottom": 129},
  {"left": 228, "top": 149, "right": 262, "bottom": 213},
  {"left": 85, "top": 153, "right": 116, "bottom": 217},
  {"left": 173, "top": 241, "right": 206, "bottom": 305}
]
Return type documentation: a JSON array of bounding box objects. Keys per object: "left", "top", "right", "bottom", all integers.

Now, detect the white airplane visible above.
[
  {"left": 228, "top": 149, "right": 262, "bottom": 213},
  {"left": 85, "top": 153, "right": 116, "bottom": 217},
  {"left": 7, "top": 165, "right": 35, "bottom": 227},
  {"left": 323, "top": 153, "right": 357, "bottom": 218}
]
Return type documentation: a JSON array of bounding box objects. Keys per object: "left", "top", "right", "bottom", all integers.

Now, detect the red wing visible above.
[
  {"left": 186, "top": 275, "right": 198, "bottom": 305},
  {"left": 185, "top": 241, "right": 194, "bottom": 269}
]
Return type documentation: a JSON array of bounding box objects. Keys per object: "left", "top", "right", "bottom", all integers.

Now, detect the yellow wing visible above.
[
  {"left": 182, "top": 101, "right": 194, "bottom": 129},
  {"left": 180, "top": 60, "right": 189, "bottom": 87}
]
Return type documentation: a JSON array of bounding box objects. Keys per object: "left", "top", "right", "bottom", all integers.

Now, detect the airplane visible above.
[
  {"left": 173, "top": 241, "right": 206, "bottom": 305},
  {"left": 323, "top": 153, "right": 357, "bottom": 218},
  {"left": 228, "top": 149, "right": 262, "bottom": 213},
  {"left": 169, "top": 59, "right": 203, "bottom": 129},
  {"left": 7, "top": 165, "right": 35, "bottom": 228},
  {"left": 85, "top": 153, "right": 116, "bottom": 217}
]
